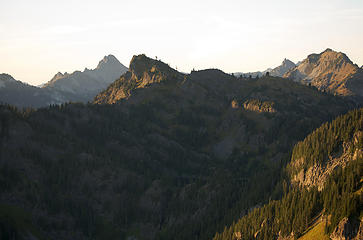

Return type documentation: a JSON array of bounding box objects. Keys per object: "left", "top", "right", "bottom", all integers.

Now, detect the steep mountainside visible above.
[
  {"left": 235, "top": 58, "right": 296, "bottom": 78},
  {"left": 214, "top": 109, "right": 362, "bottom": 240},
  {"left": 44, "top": 55, "right": 128, "bottom": 102},
  {"left": 284, "top": 49, "right": 363, "bottom": 98},
  {"left": 0, "top": 55, "right": 359, "bottom": 240}
]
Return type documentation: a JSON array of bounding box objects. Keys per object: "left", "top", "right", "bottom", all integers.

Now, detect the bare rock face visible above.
[
  {"left": 284, "top": 48, "right": 363, "bottom": 97},
  {"left": 231, "top": 99, "right": 239, "bottom": 109},
  {"left": 330, "top": 217, "right": 362, "bottom": 240},
  {"left": 292, "top": 134, "right": 362, "bottom": 190}
]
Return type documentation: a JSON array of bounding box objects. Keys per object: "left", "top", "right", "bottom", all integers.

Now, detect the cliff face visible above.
[
  {"left": 284, "top": 49, "right": 363, "bottom": 97},
  {"left": 292, "top": 135, "right": 362, "bottom": 190},
  {"left": 330, "top": 217, "right": 362, "bottom": 240},
  {"left": 289, "top": 109, "right": 363, "bottom": 190}
]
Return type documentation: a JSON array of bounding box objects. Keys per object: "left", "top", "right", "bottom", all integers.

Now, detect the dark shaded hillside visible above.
[
  {"left": 0, "top": 55, "right": 359, "bottom": 240},
  {"left": 0, "top": 74, "right": 61, "bottom": 108},
  {"left": 213, "top": 109, "right": 362, "bottom": 240}
]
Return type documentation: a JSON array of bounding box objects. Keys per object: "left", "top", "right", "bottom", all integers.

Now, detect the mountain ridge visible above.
[
  {"left": 0, "top": 55, "right": 128, "bottom": 107},
  {"left": 43, "top": 54, "right": 128, "bottom": 100},
  {"left": 235, "top": 58, "right": 296, "bottom": 78}
]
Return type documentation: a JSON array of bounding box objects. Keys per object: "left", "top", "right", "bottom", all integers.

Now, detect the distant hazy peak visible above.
[
  {"left": 96, "top": 54, "right": 123, "bottom": 69},
  {"left": 282, "top": 58, "right": 295, "bottom": 66}
]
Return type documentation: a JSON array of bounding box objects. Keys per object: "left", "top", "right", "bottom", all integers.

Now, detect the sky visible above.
[{"left": 1, "top": 0, "right": 363, "bottom": 86}]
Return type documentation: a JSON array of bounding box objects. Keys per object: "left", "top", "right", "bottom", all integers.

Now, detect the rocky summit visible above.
[{"left": 284, "top": 48, "right": 363, "bottom": 98}]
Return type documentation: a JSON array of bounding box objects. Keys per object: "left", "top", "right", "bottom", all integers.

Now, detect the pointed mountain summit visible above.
[
  {"left": 284, "top": 48, "right": 363, "bottom": 97},
  {"left": 96, "top": 54, "right": 123, "bottom": 69},
  {"left": 269, "top": 58, "right": 296, "bottom": 77},
  {"left": 94, "top": 54, "right": 183, "bottom": 104},
  {"left": 44, "top": 54, "right": 128, "bottom": 102}
]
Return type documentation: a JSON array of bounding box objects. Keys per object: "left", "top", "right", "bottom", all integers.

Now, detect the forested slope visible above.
[{"left": 213, "top": 109, "right": 362, "bottom": 240}]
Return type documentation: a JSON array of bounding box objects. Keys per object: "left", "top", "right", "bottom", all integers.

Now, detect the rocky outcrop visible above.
[
  {"left": 243, "top": 99, "right": 276, "bottom": 113},
  {"left": 292, "top": 132, "right": 362, "bottom": 190},
  {"left": 94, "top": 54, "right": 183, "bottom": 104},
  {"left": 330, "top": 217, "right": 362, "bottom": 240},
  {"left": 231, "top": 99, "right": 239, "bottom": 109}
]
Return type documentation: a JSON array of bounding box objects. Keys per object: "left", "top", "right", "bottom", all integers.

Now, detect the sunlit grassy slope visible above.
[{"left": 298, "top": 220, "right": 330, "bottom": 240}]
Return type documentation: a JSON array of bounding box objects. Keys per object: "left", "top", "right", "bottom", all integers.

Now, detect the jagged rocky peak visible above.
[
  {"left": 323, "top": 48, "right": 352, "bottom": 62},
  {"left": 130, "top": 54, "right": 164, "bottom": 72},
  {"left": 284, "top": 48, "right": 362, "bottom": 97},
  {"left": 96, "top": 54, "right": 123, "bottom": 69},
  {"left": 282, "top": 58, "right": 295, "bottom": 67},
  {"left": 307, "top": 48, "right": 352, "bottom": 65}
]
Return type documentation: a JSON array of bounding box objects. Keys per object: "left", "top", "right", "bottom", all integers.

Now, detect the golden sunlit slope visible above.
[{"left": 284, "top": 48, "right": 363, "bottom": 97}]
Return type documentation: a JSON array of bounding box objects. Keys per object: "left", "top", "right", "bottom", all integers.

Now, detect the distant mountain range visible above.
[
  {"left": 234, "top": 58, "right": 296, "bottom": 78},
  {"left": 0, "top": 49, "right": 362, "bottom": 108},
  {"left": 235, "top": 48, "right": 363, "bottom": 100},
  {"left": 0, "top": 73, "right": 57, "bottom": 107},
  {"left": 0, "top": 55, "right": 127, "bottom": 107},
  {"left": 43, "top": 55, "right": 128, "bottom": 102}
]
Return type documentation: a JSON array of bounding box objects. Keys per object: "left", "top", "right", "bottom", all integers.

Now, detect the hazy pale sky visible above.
[{"left": 1, "top": 0, "right": 363, "bottom": 85}]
